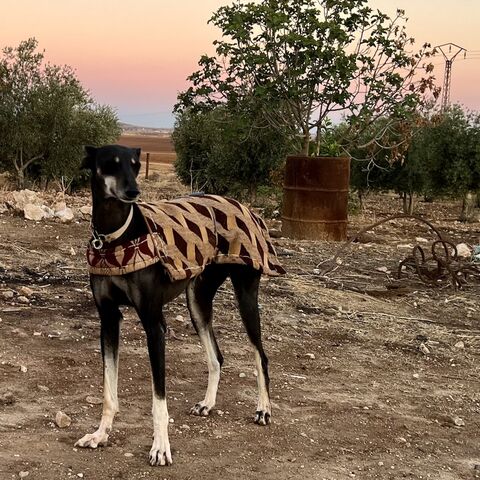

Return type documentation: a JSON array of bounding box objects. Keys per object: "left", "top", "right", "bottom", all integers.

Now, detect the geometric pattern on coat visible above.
[{"left": 87, "top": 194, "right": 286, "bottom": 281}]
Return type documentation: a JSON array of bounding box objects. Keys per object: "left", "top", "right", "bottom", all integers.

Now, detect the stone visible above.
[
  {"left": 376, "top": 266, "right": 390, "bottom": 273},
  {"left": 11, "top": 190, "right": 39, "bottom": 211},
  {"left": 80, "top": 205, "right": 92, "bottom": 216},
  {"left": 454, "top": 341, "right": 465, "bottom": 349},
  {"left": 269, "top": 229, "right": 282, "bottom": 239},
  {"left": 175, "top": 315, "right": 184, "bottom": 322},
  {"left": 419, "top": 343, "right": 430, "bottom": 355},
  {"left": 24, "top": 204, "right": 45, "bottom": 221},
  {"left": 456, "top": 243, "right": 472, "bottom": 258},
  {"left": 55, "top": 207, "right": 74, "bottom": 223},
  {"left": 17, "top": 296, "right": 30, "bottom": 304},
  {"left": 53, "top": 201, "right": 67, "bottom": 213},
  {"left": 19, "top": 365, "right": 28, "bottom": 373},
  {"left": 19, "top": 286, "right": 33, "bottom": 297},
  {"left": 239, "top": 372, "right": 246, "bottom": 378},
  {"left": 38, "top": 385, "right": 50, "bottom": 392},
  {"left": 124, "top": 452, "right": 134, "bottom": 457},
  {"left": 452, "top": 416, "right": 465, "bottom": 427},
  {"left": 41, "top": 205, "right": 55, "bottom": 219},
  {"left": 397, "top": 243, "right": 414, "bottom": 249},
  {"left": 2, "top": 290, "right": 14, "bottom": 300},
  {"left": 0, "top": 391, "right": 15, "bottom": 405},
  {"left": 55, "top": 411, "right": 71, "bottom": 428},
  {"left": 305, "top": 353, "right": 315, "bottom": 360},
  {"left": 86, "top": 395, "right": 103, "bottom": 405},
  {"left": 19, "top": 472, "right": 29, "bottom": 478}
]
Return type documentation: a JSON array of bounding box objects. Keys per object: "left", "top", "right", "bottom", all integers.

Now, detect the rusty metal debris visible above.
[
  {"left": 398, "top": 240, "right": 480, "bottom": 289},
  {"left": 317, "top": 213, "right": 480, "bottom": 290}
]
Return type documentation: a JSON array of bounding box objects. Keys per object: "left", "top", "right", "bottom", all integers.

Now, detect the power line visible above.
[{"left": 435, "top": 43, "right": 467, "bottom": 110}]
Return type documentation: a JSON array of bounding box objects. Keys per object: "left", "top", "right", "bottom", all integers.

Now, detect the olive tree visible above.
[
  {"left": 0, "top": 38, "right": 120, "bottom": 187},
  {"left": 173, "top": 100, "right": 292, "bottom": 200},
  {"left": 408, "top": 106, "right": 480, "bottom": 221}
]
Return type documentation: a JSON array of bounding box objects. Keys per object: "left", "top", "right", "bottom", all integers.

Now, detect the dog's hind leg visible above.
[
  {"left": 187, "top": 266, "right": 228, "bottom": 417},
  {"left": 76, "top": 298, "right": 121, "bottom": 448},
  {"left": 230, "top": 265, "right": 271, "bottom": 426}
]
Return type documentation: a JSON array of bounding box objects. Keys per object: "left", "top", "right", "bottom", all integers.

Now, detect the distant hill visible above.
[{"left": 120, "top": 122, "right": 173, "bottom": 136}]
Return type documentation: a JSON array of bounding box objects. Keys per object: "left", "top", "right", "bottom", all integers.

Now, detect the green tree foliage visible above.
[
  {"left": 176, "top": 0, "right": 438, "bottom": 155},
  {"left": 409, "top": 105, "right": 480, "bottom": 220},
  {"left": 173, "top": 102, "right": 292, "bottom": 201},
  {"left": 0, "top": 38, "right": 120, "bottom": 187},
  {"left": 350, "top": 106, "right": 480, "bottom": 219}
]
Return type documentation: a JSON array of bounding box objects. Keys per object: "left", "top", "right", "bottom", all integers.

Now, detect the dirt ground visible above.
[
  {"left": 118, "top": 134, "right": 176, "bottom": 164},
  {"left": 0, "top": 166, "right": 479, "bottom": 480}
]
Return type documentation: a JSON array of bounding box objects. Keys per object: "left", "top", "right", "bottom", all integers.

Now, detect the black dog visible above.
[{"left": 75, "top": 145, "right": 273, "bottom": 466}]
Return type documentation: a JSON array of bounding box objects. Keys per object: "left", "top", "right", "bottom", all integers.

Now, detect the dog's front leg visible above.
[
  {"left": 141, "top": 312, "right": 171, "bottom": 466},
  {"left": 76, "top": 298, "right": 121, "bottom": 449}
]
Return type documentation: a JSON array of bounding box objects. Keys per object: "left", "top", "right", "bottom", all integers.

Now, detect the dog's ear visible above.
[
  {"left": 81, "top": 146, "right": 97, "bottom": 170},
  {"left": 134, "top": 147, "right": 141, "bottom": 160}
]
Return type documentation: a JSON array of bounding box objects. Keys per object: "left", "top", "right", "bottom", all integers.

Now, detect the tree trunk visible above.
[
  {"left": 14, "top": 148, "right": 25, "bottom": 189},
  {"left": 402, "top": 192, "right": 414, "bottom": 214},
  {"left": 402, "top": 192, "right": 407, "bottom": 213},
  {"left": 248, "top": 183, "right": 257, "bottom": 204},
  {"left": 17, "top": 169, "right": 25, "bottom": 189},
  {"left": 407, "top": 193, "right": 414, "bottom": 215},
  {"left": 460, "top": 191, "right": 478, "bottom": 223},
  {"left": 301, "top": 127, "right": 310, "bottom": 155},
  {"left": 358, "top": 190, "right": 364, "bottom": 211},
  {"left": 314, "top": 125, "right": 321, "bottom": 156}
]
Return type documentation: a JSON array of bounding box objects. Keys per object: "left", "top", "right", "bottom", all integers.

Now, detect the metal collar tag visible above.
[{"left": 90, "top": 205, "right": 134, "bottom": 250}]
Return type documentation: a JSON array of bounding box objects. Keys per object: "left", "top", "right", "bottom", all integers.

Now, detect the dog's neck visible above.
[
  {"left": 90, "top": 178, "right": 142, "bottom": 246},
  {"left": 92, "top": 195, "right": 133, "bottom": 237}
]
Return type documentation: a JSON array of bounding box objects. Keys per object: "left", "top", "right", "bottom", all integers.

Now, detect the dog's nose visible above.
[{"left": 125, "top": 189, "right": 140, "bottom": 199}]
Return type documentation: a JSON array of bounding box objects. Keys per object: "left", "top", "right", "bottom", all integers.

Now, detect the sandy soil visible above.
[{"left": 0, "top": 171, "right": 479, "bottom": 480}]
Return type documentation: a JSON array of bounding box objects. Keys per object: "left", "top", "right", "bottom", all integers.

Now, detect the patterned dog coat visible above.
[{"left": 87, "top": 194, "right": 285, "bottom": 281}]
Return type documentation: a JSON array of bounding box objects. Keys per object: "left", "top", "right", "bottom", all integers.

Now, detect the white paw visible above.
[
  {"left": 190, "top": 401, "right": 212, "bottom": 416},
  {"left": 149, "top": 438, "right": 172, "bottom": 466},
  {"left": 75, "top": 431, "right": 109, "bottom": 449}
]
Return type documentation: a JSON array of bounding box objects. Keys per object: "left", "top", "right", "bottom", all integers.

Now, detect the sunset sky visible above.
[{"left": 2, "top": 1, "right": 479, "bottom": 127}]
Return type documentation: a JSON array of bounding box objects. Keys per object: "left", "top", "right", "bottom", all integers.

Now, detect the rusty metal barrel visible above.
[{"left": 281, "top": 155, "right": 351, "bottom": 241}]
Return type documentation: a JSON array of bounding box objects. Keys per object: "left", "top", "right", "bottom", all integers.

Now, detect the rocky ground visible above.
[{"left": 0, "top": 168, "right": 479, "bottom": 480}]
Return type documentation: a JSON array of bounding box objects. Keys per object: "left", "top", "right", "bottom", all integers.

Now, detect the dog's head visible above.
[{"left": 82, "top": 145, "right": 142, "bottom": 203}]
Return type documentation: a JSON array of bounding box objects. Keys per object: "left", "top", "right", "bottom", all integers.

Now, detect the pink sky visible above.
[{"left": 2, "top": 0, "right": 479, "bottom": 127}]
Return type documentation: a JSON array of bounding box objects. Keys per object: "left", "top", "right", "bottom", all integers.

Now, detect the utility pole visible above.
[{"left": 435, "top": 43, "right": 467, "bottom": 110}]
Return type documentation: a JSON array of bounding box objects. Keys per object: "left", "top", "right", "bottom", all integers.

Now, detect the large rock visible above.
[
  {"left": 24, "top": 204, "right": 45, "bottom": 221},
  {"left": 41, "top": 205, "right": 55, "bottom": 219},
  {"left": 53, "top": 201, "right": 67, "bottom": 213},
  {"left": 55, "top": 207, "right": 74, "bottom": 223},
  {"left": 12, "top": 190, "right": 39, "bottom": 211}
]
